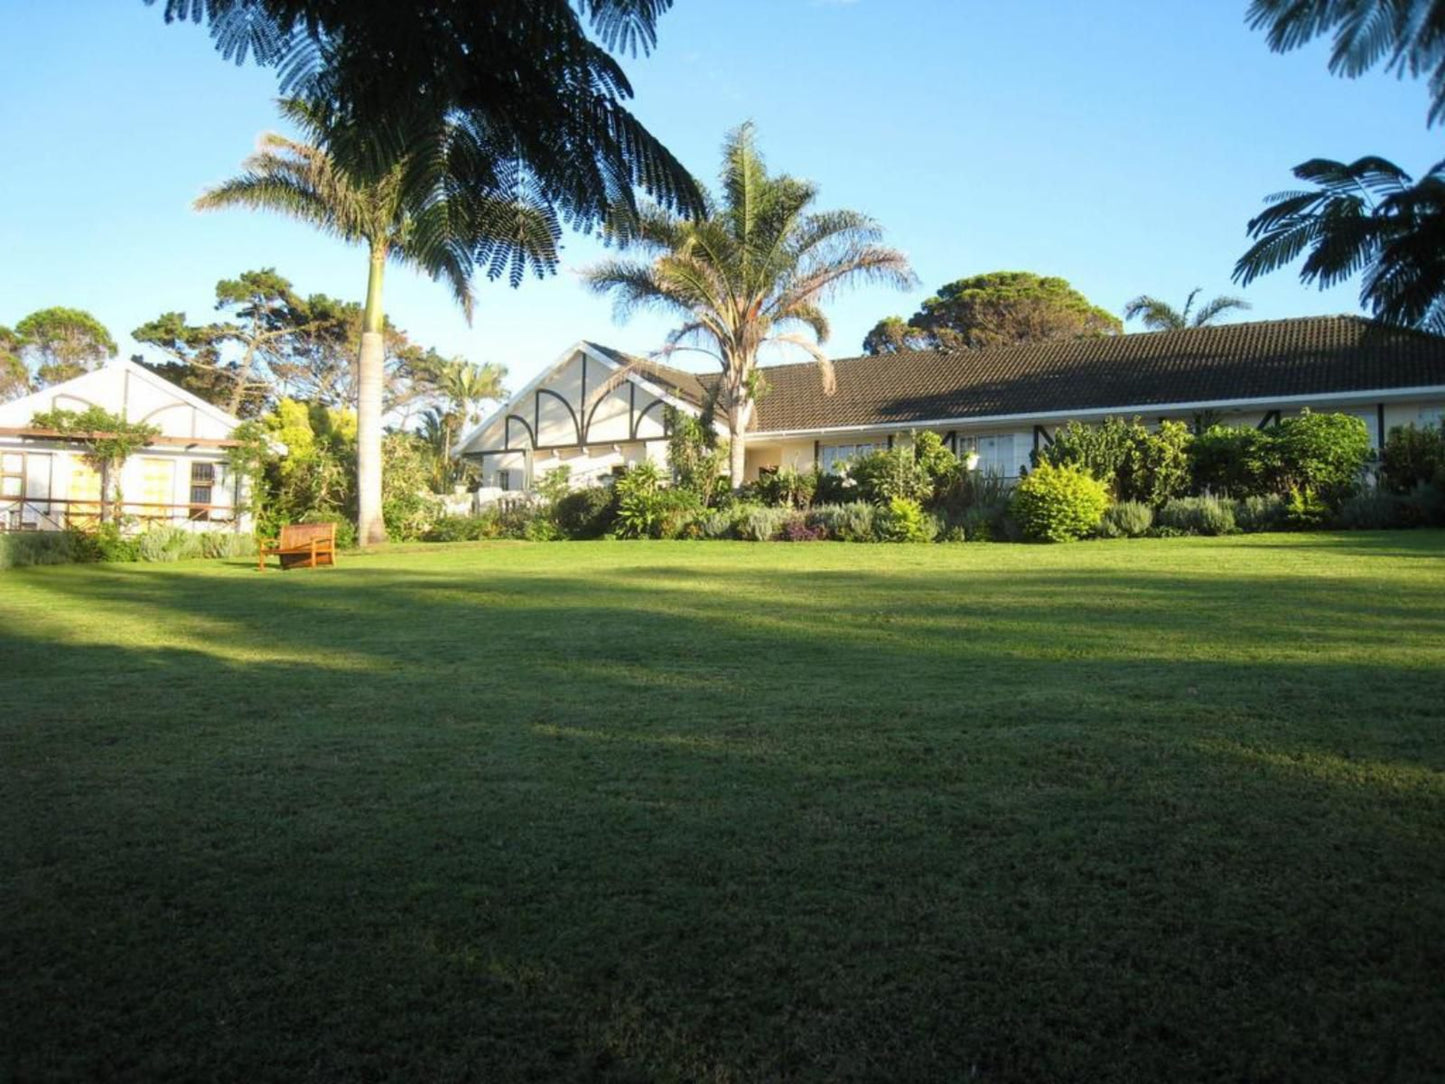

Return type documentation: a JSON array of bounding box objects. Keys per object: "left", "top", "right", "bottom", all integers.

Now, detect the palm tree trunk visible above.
[
  {"left": 356, "top": 245, "right": 388, "bottom": 546},
  {"left": 727, "top": 401, "right": 751, "bottom": 488}
]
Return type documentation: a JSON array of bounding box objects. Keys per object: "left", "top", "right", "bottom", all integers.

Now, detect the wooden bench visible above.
[{"left": 258, "top": 522, "right": 338, "bottom": 571}]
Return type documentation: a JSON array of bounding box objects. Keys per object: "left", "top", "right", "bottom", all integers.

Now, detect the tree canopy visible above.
[
  {"left": 0, "top": 327, "right": 27, "bottom": 402},
  {"left": 863, "top": 272, "right": 1120, "bottom": 355},
  {"left": 146, "top": 0, "right": 704, "bottom": 260},
  {"left": 1247, "top": 0, "right": 1445, "bottom": 125},
  {"left": 1237, "top": 2, "right": 1445, "bottom": 331},
  {"left": 13, "top": 308, "right": 118, "bottom": 387}
]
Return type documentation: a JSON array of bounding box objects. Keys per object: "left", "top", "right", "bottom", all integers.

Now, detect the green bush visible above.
[
  {"left": 1010, "top": 462, "right": 1109, "bottom": 542},
  {"left": 1157, "top": 496, "right": 1237, "bottom": 536},
  {"left": 1285, "top": 486, "right": 1330, "bottom": 529},
  {"left": 553, "top": 486, "right": 616, "bottom": 539},
  {"left": 138, "top": 526, "right": 203, "bottom": 563},
  {"left": 612, "top": 462, "right": 666, "bottom": 539},
  {"left": 1270, "top": 411, "right": 1372, "bottom": 502},
  {"left": 752, "top": 467, "right": 818, "bottom": 510},
  {"left": 88, "top": 522, "right": 140, "bottom": 563},
  {"left": 1191, "top": 426, "right": 1270, "bottom": 497},
  {"left": 1379, "top": 423, "right": 1445, "bottom": 494},
  {"left": 1235, "top": 494, "right": 1288, "bottom": 533},
  {"left": 1335, "top": 489, "right": 1405, "bottom": 530},
  {"left": 1401, "top": 481, "right": 1445, "bottom": 526},
  {"left": 807, "top": 502, "right": 877, "bottom": 543},
  {"left": 1193, "top": 412, "right": 1370, "bottom": 503},
  {"left": 0, "top": 531, "right": 84, "bottom": 570},
  {"left": 849, "top": 446, "right": 934, "bottom": 505},
  {"left": 1040, "top": 417, "right": 1192, "bottom": 506},
  {"left": 1097, "top": 501, "right": 1154, "bottom": 538},
  {"left": 875, "top": 496, "right": 937, "bottom": 542},
  {"left": 957, "top": 501, "right": 1014, "bottom": 542}
]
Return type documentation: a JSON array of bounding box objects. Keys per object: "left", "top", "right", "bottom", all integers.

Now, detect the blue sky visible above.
[{"left": 2, "top": 1, "right": 1440, "bottom": 391}]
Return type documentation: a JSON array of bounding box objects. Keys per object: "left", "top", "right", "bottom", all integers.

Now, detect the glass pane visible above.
[
  {"left": 190, "top": 486, "right": 212, "bottom": 505},
  {"left": 2, "top": 453, "right": 21, "bottom": 473},
  {"left": 1, "top": 477, "right": 21, "bottom": 497},
  {"left": 190, "top": 461, "right": 216, "bottom": 483}
]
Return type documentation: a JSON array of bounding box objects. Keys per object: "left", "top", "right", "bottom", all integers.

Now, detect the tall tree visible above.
[
  {"left": 1238, "top": 2, "right": 1445, "bottom": 328},
  {"left": 438, "top": 359, "right": 508, "bottom": 432},
  {"left": 586, "top": 123, "right": 916, "bottom": 486},
  {"left": 145, "top": 1, "right": 703, "bottom": 229},
  {"left": 14, "top": 308, "right": 117, "bottom": 387},
  {"left": 196, "top": 99, "right": 555, "bottom": 545},
  {"left": 1123, "top": 288, "right": 1252, "bottom": 331},
  {"left": 864, "top": 272, "right": 1120, "bottom": 355},
  {"left": 0, "top": 327, "right": 28, "bottom": 401}
]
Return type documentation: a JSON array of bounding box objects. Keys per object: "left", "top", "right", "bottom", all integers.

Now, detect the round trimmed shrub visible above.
[
  {"left": 876, "top": 496, "right": 936, "bottom": 542},
  {"left": 1010, "top": 462, "right": 1109, "bottom": 542}
]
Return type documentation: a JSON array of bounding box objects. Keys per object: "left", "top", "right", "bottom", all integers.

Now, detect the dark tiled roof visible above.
[
  {"left": 584, "top": 342, "right": 711, "bottom": 406},
  {"left": 722, "top": 316, "right": 1445, "bottom": 433}
]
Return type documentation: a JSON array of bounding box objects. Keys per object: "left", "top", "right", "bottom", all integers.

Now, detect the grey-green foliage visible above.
[
  {"left": 1098, "top": 501, "right": 1155, "bottom": 538},
  {"left": 138, "top": 526, "right": 203, "bottom": 563},
  {"left": 1235, "top": 494, "right": 1288, "bottom": 532},
  {"left": 808, "top": 502, "right": 877, "bottom": 543},
  {"left": 1158, "top": 497, "right": 1237, "bottom": 536}
]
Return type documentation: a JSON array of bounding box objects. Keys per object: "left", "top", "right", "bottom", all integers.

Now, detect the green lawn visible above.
[{"left": 3, "top": 534, "right": 1444, "bottom": 1082}]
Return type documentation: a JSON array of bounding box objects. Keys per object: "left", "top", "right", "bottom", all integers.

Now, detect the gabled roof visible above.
[
  {"left": 0, "top": 357, "right": 244, "bottom": 432},
  {"left": 727, "top": 316, "right": 1445, "bottom": 433},
  {"left": 581, "top": 342, "right": 711, "bottom": 407}
]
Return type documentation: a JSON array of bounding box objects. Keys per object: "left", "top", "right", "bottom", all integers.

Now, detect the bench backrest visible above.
[{"left": 278, "top": 522, "right": 337, "bottom": 548}]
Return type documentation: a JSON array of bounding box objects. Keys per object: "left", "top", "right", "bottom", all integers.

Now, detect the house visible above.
[
  {"left": 0, "top": 359, "right": 253, "bottom": 533},
  {"left": 455, "top": 317, "right": 1445, "bottom": 490}
]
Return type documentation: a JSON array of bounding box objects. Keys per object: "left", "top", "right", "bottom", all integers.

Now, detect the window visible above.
[
  {"left": 190, "top": 461, "right": 215, "bottom": 521},
  {"left": 819, "top": 442, "right": 879, "bottom": 474},
  {"left": 975, "top": 433, "right": 1018, "bottom": 477},
  {"left": 1, "top": 452, "right": 22, "bottom": 500},
  {"left": 498, "top": 469, "right": 511, "bottom": 491},
  {"left": 1419, "top": 404, "right": 1445, "bottom": 427},
  {"left": 142, "top": 458, "right": 175, "bottom": 517}
]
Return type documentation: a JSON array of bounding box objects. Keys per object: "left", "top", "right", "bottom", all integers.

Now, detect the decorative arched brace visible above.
[
  {"left": 630, "top": 397, "right": 667, "bottom": 440},
  {"left": 139, "top": 402, "right": 191, "bottom": 425},
  {"left": 535, "top": 388, "right": 583, "bottom": 445},
  {"left": 504, "top": 414, "right": 536, "bottom": 451}
]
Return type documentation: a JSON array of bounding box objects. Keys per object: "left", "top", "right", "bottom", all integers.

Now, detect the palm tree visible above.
[
  {"left": 1124, "top": 288, "right": 1252, "bottom": 331},
  {"left": 197, "top": 99, "right": 555, "bottom": 544},
  {"left": 1233, "top": 156, "right": 1445, "bottom": 332},
  {"left": 438, "top": 359, "right": 508, "bottom": 432},
  {"left": 584, "top": 124, "right": 917, "bottom": 486}
]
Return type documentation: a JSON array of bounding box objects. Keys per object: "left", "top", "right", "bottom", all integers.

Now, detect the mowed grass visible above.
[{"left": 3, "top": 534, "right": 1445, "bottom": 1082}]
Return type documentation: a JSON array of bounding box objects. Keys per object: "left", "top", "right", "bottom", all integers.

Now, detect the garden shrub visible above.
[
  {"left": 1157, "top": 496, "right": 1237, "bottom": 536},
  {"left": 734, "top": 504, "right": 790, "bottom": 542},
  {"left": 612, "top": 462, "right": 666, "bottom": 539},
  {"left": 752, "top": 467, "right": 818, "bottom": 509},
  {"left": 1334, "top": 490, "right": 1405, "bottom": 530},
  {"left": 1285, "top": 486, "right": 1330, "bottom": 529},
  {"left": 1097, "top": 501, "right": 1153, "bottom": 538},
  {"left": 1234, "top": 494, "right": 1288, "bottom": 533},
  {"left": 382, "top": 433, "right": 444, "bottom": 541},
  {"left": 1400, "top": 481, "right": 1445, "bottom": 527},
  {"left": 779, "top": 514, "right": 826, "bottom": 542},
  {"left": 875, "top": 496, "right": 936, "bottom": 542},
  {"left": 850, "top": 446, "right": 934, "bottom": 505},
  {"left": 0, "top": 531, "right": 85, "bottom": 570},
  {"left": 807, "top": 502, "right": 876, "bottom": 542},
  {"left": 1191, "top": 425, "right": 1269, "bottom": 497},
  {"left": 197, "top": 531, "right": 257, "bottom": 559},
  {"left": 87, "top": 522, "right": 140, "bottom": 562},
  {"left": 137, "top": 526, "right": 203, "bottom": 563},
  {"left": 554, "top": 486, "right": 616, "bottom": 539},
  {"left": 1040, "top": 417, "right": 1191, "bottom": 505},
  {"left": 1010, "top": 461, "right": 1109, "bottom": 542},
  {"left": 958, "top": 501, "right": 1014, "bottom": 541},
  {"left": 1379, "top": 423, "right": 1445, "bottom": 494},
  {"left": 1269, "top": 411, "right": 1371, "bottom": 502}
]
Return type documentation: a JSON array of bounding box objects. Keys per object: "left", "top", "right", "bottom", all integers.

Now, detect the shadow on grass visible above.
[{"left": 2, "top": 546, "right": 1444, "bottom": 1081}]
